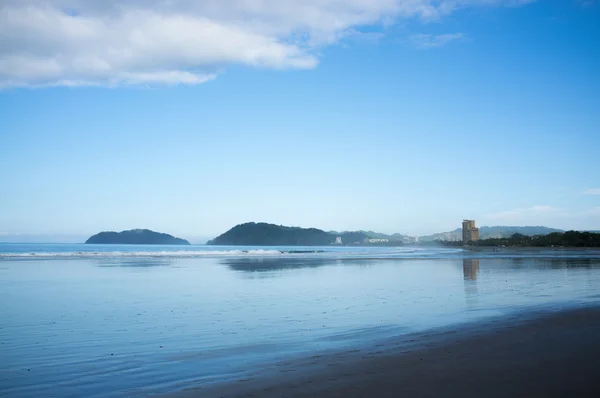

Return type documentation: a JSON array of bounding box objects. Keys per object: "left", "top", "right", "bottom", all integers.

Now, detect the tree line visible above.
[{"left": 459, "top": 231, "right": 600, "bottom": 247}]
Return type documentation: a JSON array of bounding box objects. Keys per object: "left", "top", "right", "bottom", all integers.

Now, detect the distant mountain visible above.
[
  {"left": 85, "top": 229, "right": 190, "bottom": 245},
  {"left": 479, "top": 226, "right": 564, "bottom": 239},
  {"left": 419, "top": 226, "right": 564, "bottom": 242},
  {"left": 208, "top": 223, "right": 376, "bottom": 246},
  {"left": 418, "top": 229, "right": 462, "bottom": 242}
]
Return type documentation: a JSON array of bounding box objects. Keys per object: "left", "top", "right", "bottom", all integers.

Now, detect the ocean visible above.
[{"left": 1, "top": 243, "right": 600, "bottom": 397}]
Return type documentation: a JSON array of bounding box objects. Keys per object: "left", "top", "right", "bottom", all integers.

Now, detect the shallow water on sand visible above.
[{"left": 1, "top": 248, "right": 600, "bottom": 397}]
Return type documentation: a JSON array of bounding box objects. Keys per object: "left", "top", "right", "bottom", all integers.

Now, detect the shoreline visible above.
[
  {"left": 165, "top": 306, "right": 600, "bottom": 398},
  {"left": 3, "top": 246, "right": 600, "bottom": 261}
]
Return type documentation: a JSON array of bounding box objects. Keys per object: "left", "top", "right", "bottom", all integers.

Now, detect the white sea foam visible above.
[
  {"left": 0, "top": 246, "right": 468, "bottom": 260},
  {"left": 0, "top": 249, "right": 285, "bottom": 259}
]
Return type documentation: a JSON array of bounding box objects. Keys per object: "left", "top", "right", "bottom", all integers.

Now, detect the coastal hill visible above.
[
  {"left": 208, "top": 223, "right": 374, "bottom": 246},
  {"left": 208, "top": 223, "right": 571, "bottom": 246},
  {"left": 208, "top": 223, "right": 336, "bottom": 246},
  {"left": 420, "top": 226, "right": 564, "bottom": 242},
  {"left": 85, "top": 229, "right": 190, "bottom": 245}
]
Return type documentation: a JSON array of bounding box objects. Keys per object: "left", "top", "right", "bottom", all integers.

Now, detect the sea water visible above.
[{"left": 1, "top": 244, "right": 600, "bottom": 397}]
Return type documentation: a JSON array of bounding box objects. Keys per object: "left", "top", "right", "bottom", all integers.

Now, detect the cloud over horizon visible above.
[{"left": 0, "top": 0, "right": 536, "bottom": 87}]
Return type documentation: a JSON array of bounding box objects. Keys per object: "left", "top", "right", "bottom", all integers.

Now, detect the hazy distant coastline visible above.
[
  {"left": 206, "top": 222, "right": 597, "bottom": 247},
  {"left": 3, "top": 225, "right": 597, "bottom": 247}
]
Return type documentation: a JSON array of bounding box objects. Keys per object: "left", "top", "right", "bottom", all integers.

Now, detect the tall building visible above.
[{"left": 462, "top": 220, "right": 480, "bottom": 243}]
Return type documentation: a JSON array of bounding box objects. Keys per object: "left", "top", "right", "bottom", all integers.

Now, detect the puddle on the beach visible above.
[{"left": 1, "top": 253, "right": 600, "bottom": 397}]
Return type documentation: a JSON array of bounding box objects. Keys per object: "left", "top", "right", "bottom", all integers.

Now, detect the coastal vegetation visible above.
[
  {"left": 85, "top": 229, "right": 190, "bottom": 245},
  {"left": 461, "top": 231, "right": 600, "bottom": 248}
]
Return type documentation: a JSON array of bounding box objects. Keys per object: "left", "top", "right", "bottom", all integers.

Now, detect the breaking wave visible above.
[
  {"left": 0, "top": 249, "right": 287, "bottom": 259},
  {"left": 0, "top": 249, "right": 334, "bottom": 259}
]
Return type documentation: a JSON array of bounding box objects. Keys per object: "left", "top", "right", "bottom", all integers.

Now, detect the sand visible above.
[{"left": 166, "top": 307, "right": 600, "bottom": 398}]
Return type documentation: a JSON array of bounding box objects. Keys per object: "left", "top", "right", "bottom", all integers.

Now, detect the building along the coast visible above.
[
  {"left": 364, "top": 238, "right": 390, "bottom": 244},
  {"left": 462, "top": 220, "right": 480, "bottom": 244}
]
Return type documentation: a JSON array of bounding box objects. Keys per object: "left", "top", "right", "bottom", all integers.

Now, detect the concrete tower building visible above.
[{"left": 462, "top": 220, "right": 480, "bottom": 244}]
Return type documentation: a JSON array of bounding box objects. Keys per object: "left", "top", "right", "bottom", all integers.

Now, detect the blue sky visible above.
[{"left": 1, "top": 0, "right": 599, "bottom": 242}]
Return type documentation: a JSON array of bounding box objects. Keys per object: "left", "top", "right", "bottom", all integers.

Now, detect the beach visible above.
[
  {"left": 170, "top": 307, "right": 600, "bottom": 398},
  {"left": 2, "top": 247, "right": 600, "bottom": 397}
]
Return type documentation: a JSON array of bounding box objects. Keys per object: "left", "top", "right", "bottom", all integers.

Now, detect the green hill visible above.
[
  {"left": 208, "top": 223, "right": 372, "bottom": 246},
  {"left": 85, "top": 229, "right": 190, "bottom": 245}
]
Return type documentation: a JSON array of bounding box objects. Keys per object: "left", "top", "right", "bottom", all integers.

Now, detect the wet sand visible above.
[{"left": 167, "top": 307, "right": 600, "bottom": 398}]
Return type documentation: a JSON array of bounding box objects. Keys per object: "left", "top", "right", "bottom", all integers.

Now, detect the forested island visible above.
[{"left": 85, "top": 229, "right": 190, "bottom": 245}]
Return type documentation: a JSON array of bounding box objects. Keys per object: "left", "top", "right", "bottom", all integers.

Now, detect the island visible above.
[{"left": 85, "top": 229, "right": 190, "bottom": 245}]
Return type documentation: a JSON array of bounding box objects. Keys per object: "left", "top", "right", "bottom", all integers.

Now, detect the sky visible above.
[{"left": 1, "top": 0, "right": 599, "bottom": 243}]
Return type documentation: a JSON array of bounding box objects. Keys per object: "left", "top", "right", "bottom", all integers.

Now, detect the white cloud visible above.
[
  {"left": 341, "top": 29, "right": 386, "bottom": 45},
  {"left": 0, "top": 0, "right": 536, "bottom": 87},
  {"left": 583, "top": 188, "right": 600, "bottom": 195},
  {"left": 409, "top": 33, "right": 465, "bottom": 48}
]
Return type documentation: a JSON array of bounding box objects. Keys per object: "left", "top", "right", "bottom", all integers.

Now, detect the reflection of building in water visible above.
[
  {"left": 463, "top": 259, "right": 480, "bottom": 280},
  {"left": 462, "top": 220, "right": 480, "bottom": 244},
  {"left": 463, "top": 259, "right": 480, "bottom": 308}
]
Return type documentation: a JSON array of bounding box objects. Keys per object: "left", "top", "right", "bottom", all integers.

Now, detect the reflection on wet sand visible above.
[
  {"left": 463, "top": 259, "right": 480, "bottom": 307},
  {"left": 222, "top": 257, "right": 338, "bottom": 272},
  {"left": 94, "top": 258, "right": 173, "bottom": 268},
  {"left": 224, "top": 256, "right": 600, "bottom": 276},
  {"left": 463, "top": 259, "right": 480, "bottom": 280}
]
